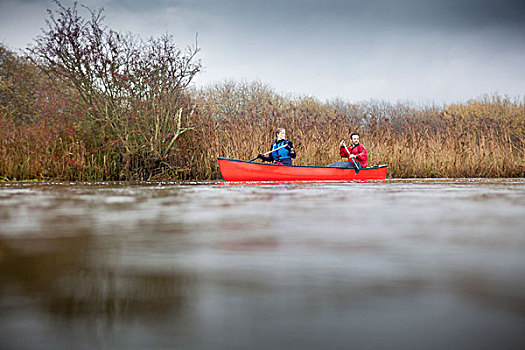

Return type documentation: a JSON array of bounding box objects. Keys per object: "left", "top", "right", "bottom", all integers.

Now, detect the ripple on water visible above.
[{"left": 0, "top": 179, "right": 524, "bottom": 349}]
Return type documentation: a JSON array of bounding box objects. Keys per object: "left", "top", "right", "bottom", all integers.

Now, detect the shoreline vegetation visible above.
[{"left": 1, "top": 3, "right": 524, "bottom": 181}]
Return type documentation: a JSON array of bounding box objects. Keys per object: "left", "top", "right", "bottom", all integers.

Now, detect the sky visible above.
[{"left": 1, "top": 0, "right": 524, "bottom": 104}]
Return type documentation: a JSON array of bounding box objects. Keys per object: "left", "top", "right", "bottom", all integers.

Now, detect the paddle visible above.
[
  {"left": 248, "top": 142, "right": 290, "bottom": 162},
  {"left": 342, "top": 141, "right": 362, "bottom": 174}
]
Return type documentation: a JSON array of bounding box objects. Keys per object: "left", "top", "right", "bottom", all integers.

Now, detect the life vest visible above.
[{"left": 271, "top": 139, "right": 291, "bottom": 161}]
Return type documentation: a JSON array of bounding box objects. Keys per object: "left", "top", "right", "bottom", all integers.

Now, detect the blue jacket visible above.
[
  {"left": 271, "top": 139, "right": 294, "bottom": 160},
  {"left": 260, "top": 139, "right": 296, "bottom": 163}
]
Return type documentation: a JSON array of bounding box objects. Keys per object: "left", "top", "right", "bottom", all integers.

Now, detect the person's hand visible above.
[
  {"left": 349, "top": 154, "right": 356, "bottom": 159},
  {"left": 339, "top": 140, "right": 346, "bottom": 147},
  {"left": 286, "top": 141, "right": 294, "bottom": 151},
  {"left": 257, "top": 154, "right": 264, "bottom": 159}
]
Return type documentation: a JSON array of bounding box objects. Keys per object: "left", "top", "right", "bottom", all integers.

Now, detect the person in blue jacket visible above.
[{"left": 257, "top": 128, "right": 296, "bottom": 165}]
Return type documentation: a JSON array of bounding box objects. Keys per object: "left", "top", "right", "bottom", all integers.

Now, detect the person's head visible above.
[
  {"left": 276, "top": 128, "right": 286, "bottom": 140},
  {"left": 350, "top": 132, "right": 360, "bottom": 145}
]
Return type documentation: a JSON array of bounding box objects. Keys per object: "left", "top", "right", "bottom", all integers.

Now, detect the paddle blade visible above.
[{"left": 352, "top": 159, "right": 362, "bottom": 174}]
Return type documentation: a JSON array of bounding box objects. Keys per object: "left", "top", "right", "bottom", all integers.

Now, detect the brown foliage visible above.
[
  {"left": 25, "top": 1, "right": 201, "bottom": 180},
  {"left": 1, "top": 80, "right": 524, "bottom": 180},
  {"left": 1, "top": 58, "right": 524, "bottom": 180},
  {"left": 180, "top": 82, "right": 524, "bottom": 179}
]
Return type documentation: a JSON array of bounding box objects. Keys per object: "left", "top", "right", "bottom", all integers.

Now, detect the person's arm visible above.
[
  {"left": 286, "top": 141, "right": 296, "bottom": 159},
  {"left": 355, "top": 145, "right": 367, "bottom": 161},
  {"left": 258, "top": 153, "right": 274, "bottom": 162},
  {"left": 340, "top": 146, "right": 349, "bottom": 158}
]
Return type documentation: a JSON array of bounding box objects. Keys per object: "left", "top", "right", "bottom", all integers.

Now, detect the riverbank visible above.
[
  {"left": 1, "top": 47, "right": 524, "bottom": 180},
  {"left": 1, "top": 85, "right": 524, "bottom": 180}
]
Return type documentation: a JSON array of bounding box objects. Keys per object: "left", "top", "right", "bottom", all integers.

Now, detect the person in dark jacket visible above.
[
  {"left": 257, "top": 128, "right": 296, "bottom": 166},
  {"left": 328, "top": 132, "right": 367, "bottom": 168}
]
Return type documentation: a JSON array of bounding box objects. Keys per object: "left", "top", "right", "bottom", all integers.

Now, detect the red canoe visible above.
[{"left": 217, "top": 157, "right": 387, "bottom": 182}]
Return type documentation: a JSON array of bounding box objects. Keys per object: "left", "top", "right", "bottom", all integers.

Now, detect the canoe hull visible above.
[{"left": 217, "top": 157, "right": 387, "bottom": 182}]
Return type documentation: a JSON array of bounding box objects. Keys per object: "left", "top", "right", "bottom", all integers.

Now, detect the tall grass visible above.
[
  {"left": 181, "top": 82, "right": 524, "bottom": 179},
  {"left": 1, "top": 75, "right": 524, "bottom": 180}
]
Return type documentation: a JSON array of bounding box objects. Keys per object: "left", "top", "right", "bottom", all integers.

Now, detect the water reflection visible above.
[
  {"left": 0, "top": 234, "right": 192, "bottom": 321},
  {"left": 1, "top": 180, "right": 525, "bottom": 349}
]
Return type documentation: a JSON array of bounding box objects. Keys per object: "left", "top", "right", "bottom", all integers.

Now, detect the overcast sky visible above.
[{"left": 1, "top": 0, "right": 524, "bottom": 104}]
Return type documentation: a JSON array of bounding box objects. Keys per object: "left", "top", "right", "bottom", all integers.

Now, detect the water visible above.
[{"left": 1, "top": 179, "right": 524, "bottom": 349}]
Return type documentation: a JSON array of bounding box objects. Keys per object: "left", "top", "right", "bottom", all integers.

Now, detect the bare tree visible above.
[{"left": 29, "top": 0, "right": 201, "bottom": 179}]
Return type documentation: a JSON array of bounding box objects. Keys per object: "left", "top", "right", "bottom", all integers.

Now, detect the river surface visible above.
[{"left": 1, "top": 179, "right": 524, "bottom": 349}]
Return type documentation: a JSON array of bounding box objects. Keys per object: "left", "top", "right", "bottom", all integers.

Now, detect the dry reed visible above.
[{"left": 1, "top": 78, "right": 524, "bottom": 180}]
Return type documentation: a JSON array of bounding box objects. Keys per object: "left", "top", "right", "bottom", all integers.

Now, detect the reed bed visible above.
[
  {"left": 1, "top": 77, "right": 524, "bottom": 180},
  {"left": 182, "top": 82, "right": 524, "bottom": 179}
]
